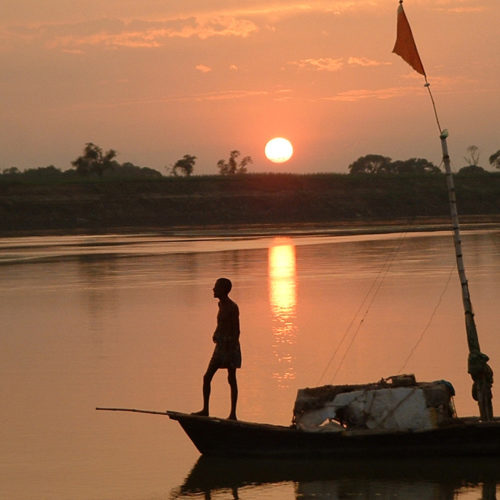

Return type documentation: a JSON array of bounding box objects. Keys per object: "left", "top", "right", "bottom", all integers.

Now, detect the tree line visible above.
[
  {"left": 1, "top": 143, "right": 162, "bottom": 181},
  {"left": 348, "top": 146, "right": 500, "bottom": 176},
  {"left": 1, "top": 143, "right": 254, "bottom": 180},
  {"left": 171, "top": 150, "right": 252, "bottom": 177},
  {"left": 2, "top": 142, "right": 500, "bottom": 180}
]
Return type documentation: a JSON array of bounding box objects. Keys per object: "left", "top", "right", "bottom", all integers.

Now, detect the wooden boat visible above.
[
  {"left": 100, "top": 371, "right": 500, "bottom": 458},
  {"left": 166, "top": 412, "right": 500, "bottom": 459}
]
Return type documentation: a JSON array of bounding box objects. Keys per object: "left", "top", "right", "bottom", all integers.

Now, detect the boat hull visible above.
[{"left": 167, "top": 411, "right": 500, "bottom": 458}]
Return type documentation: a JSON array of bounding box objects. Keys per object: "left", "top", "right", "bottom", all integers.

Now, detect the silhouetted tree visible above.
[
  {"left": 171, "top": 154, "right": 196, "bottom": 176},
  {"left": 457, "top": 165, "right": 487, "bottom": 175},
  {"left": 391, "top": 158, "right": 441, "bottom": 175},
  {"left": 72, "top": 142, "right": 118, "bottom": 177},
  {"left": 463, "top": 145, "right": 480, "bottom": 167},
  {"left": 217, "top": 150, "right": 252, "bottom": 175},
  {"left": 116, "top": 162, "right": 162, "bottom": 178},
  {"left": 458, "top": 145, "right": 487, "bottom": 174},
  {"left": 348, "top": 154, "right": 392, "bottom": 174},
  {"left": 348, "top": 155, "right": 440, "bottom": 175},
  {"left": 2, "top": 167, "right": 21, "bottom": 175},
  {"left": 24, "top": 165, "right": 62, "bottom": 176},
  {"left": 489, "top": 150, "right": 500, "bottom": 170},
  {"left": 1, "top": 165, "right": 68, "bottom": 178}
]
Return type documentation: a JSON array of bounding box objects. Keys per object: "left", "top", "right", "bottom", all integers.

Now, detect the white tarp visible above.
[{"left": 296, "top": 386, "right": 436, "bottom": 432}]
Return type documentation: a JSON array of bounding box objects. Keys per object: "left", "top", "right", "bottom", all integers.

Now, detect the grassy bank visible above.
[{"left": 1, "top": 173, "right": 500, "bottom": 234}]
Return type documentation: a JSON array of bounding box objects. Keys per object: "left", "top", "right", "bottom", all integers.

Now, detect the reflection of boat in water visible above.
[{"left": 173, "top": 455, "right": 500, "bottom": 499}]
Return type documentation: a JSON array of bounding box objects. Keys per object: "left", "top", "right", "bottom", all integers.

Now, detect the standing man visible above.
[{"left": 193, "top": 278, "right": 241, "bottom": 420}]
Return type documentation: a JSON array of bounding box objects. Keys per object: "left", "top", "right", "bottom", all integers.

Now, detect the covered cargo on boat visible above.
[{"left": 293, "top": 375, "right": 456, "bottom": 432}]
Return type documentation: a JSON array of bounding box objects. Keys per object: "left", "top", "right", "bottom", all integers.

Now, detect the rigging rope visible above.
[
  {"left": 315, "top": 272, "right": 379, "bottom": 385},
  {"left": 424, "top": 79, "right": 443, "bottom": 135},
  {"left": 317, "top": 232, "right": 408, "bottom": 385},
  {"left": 398, "top": 265, "right": 455, "bottom": 373}
]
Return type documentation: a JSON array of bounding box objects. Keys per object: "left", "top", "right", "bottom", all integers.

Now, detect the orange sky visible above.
[{"left": 1, "top": 0, "right": 498, "bottom": 174}]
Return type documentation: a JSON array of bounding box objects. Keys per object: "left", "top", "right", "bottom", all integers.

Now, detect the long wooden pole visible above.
[
  {"left": 96, "top": 407, "right": 169, "bottom": 416},
  {"left": 393, "top": 1, "right": 493, "bottom": 419},
  {"left": 440, "top": 130, "right": 494, "bottom": 420}
]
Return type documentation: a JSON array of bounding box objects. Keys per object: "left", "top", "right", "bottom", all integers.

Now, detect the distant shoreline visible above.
[
  {"left": 2, "top": 216, "right": 500, "bottom": 240},
  {"left": 1, "top": 173, "right": 499, "bottom": 236}
]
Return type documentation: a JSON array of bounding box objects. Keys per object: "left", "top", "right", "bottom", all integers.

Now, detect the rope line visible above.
[
  {"left": 329, "top": 269, "right": 388, "bottom": 384},
  {"left": 424, "top": 79, "right": 443, "bottom": 135},
  {"left": 398, "top": 265, "right": 455, "bottom": 373},
  {"left": 316, "top": 272, "right": 380, "bottom": 385},
  {"left": 318, "top": 232, "right": 408, "bottom": 385},
  {"left": 374, "top": 387, "right": 419, "bottom": 428}
]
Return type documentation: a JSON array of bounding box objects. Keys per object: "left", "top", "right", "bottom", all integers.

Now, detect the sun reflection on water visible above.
[{"left": 268, "top": 238, "right": 298, "bottom": 388}]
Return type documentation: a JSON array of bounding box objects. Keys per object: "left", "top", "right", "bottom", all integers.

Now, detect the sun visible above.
[{"left": 265, "top": 137, "right": 293, "bottom": 163}]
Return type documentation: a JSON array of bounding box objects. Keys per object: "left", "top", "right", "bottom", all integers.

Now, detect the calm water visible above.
[{"left": 1, "top": 227, "right": 500, "bottom": 499}]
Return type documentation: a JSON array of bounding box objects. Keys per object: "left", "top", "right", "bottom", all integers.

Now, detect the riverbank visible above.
[{"left": 1, "top": 173, "right": 499, "bottom": 235}]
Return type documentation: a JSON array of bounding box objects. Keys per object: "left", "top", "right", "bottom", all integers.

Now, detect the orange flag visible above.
[{"left": 392, "top": 3, "right": 426, "bottom": 77}]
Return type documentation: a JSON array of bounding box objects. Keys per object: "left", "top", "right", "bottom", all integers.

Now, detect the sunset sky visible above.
[{"left": 1, "top": 0, "right": 498, "bottom": 175}]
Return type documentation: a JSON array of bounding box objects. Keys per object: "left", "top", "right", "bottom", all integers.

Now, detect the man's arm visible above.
[{"left": 231, "top": 302, "right": 240, "bottom": 341}]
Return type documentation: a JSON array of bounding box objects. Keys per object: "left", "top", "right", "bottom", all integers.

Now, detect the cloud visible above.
[
  {"left": 321, "top": 86, "right": 422, "bottom": 102},
  {"left": 322, "top": 75, "right": 494, "bottom": 103},
  {"left": 290, "top": 57, "right": 344, "bottom": 72},
  {"left": 77, "top": 89, "right": 272, "bottom": 109},
  {"left": 3, "top": 15, "right": 259, "bottom": 52},
  {"left": 434, "top": 6, "right": 486, "bottom": 13},
  {"left": 1, "top": 0, "right": 368, "bottom": 27},
  {"left": 290, "top": 56, "right": 391, "bottom": 72},
  {"left": 196, "top": 64, "right": 212, "bottom": 73},
  {"left": 348, "top": 57, "right": 391, "bottom": 67},
  {"left": 171, "top": 16, "right": 258, "bottom": 40},
  {"left": 211, "top": 1, "right": 359, "bottom": 19},
  {"left": 430, "top": 0, "right": 488, "bottom": 13},
  {"left": 273, "top": 88, "right": 294, "bottom": 101},
  {"left": 1, "top": 0, "right": 378, "bottom": 52},
  {"left": 48, "top": 29, "right": 164, "bottom": 49},
  {"left": 191, "top": 89, "right": 269, "bottom": 101}
]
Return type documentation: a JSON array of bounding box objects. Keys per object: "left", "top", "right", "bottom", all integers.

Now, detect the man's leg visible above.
[
  {"left": 193, "top": 364, "right": 217, "bottom": 416},
  {"left": 227, "top": 368, "right": 238, "bottom": 420}
]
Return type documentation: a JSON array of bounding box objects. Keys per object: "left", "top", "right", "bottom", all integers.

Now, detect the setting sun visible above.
[{"left": 265, "top": 137, "right": 293, "bottom": 163}]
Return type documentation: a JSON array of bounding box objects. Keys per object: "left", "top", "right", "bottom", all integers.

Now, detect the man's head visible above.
[{"left": 213, "top": 277, "right": 232, "bottom": 298}]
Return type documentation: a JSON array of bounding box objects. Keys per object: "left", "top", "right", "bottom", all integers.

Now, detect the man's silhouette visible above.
[{"left": 193, "top": 278, "right": 241, "bottom": 420}]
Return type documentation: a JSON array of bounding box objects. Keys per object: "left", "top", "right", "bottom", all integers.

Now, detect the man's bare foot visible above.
[{"left": 191, "top": 410, "right": 209, "bottom": 416}]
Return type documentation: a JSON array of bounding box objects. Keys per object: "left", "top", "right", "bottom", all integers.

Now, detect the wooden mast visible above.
[
  {"left": 392, "top": 0, "right": 494, "bottom": 420},
  {"left": 440, "top": 130, "right": 493, "bottom": 420}
]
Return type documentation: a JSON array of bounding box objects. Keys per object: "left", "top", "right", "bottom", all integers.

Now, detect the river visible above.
[{"left": 1, "top": 226, "right": 499, "bottom": 499}]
